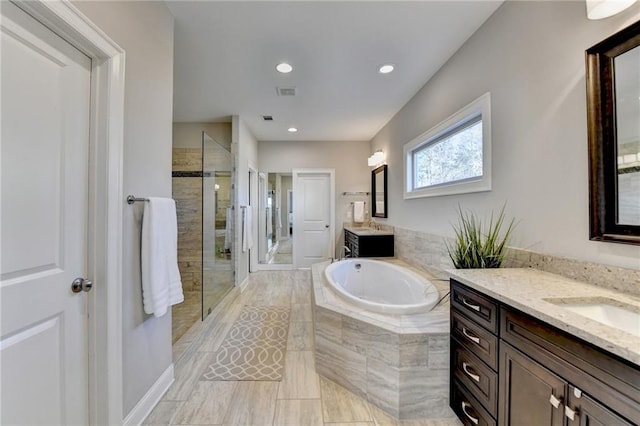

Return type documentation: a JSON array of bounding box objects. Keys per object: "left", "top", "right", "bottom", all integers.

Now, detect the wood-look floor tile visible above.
[
  {"left": 273, "top": 399, "right": 323, "bottom": 426},
  {"left": 197, "top": 320, "right": 233, "bottom": 353},
  {"left": 287, "top": 321, "right": 314, "bottom": 350},
  {"left": 291, "top": 280, "right": 311, "bottom": 304},
  {"left": 222, "top": 381, "right": 279, "bottom": 425},
  {"left": 164, "top": 352, "right": 211, "bottom": 401},
  {"left": 369, "top": 402, "right": 462, "bottom": 426},
  {"left": 143, "top": 400, "right": 182, "bottom": 425},
  {"left": 290, "top": 303, "right": 313, "bottom": 322},
  {"left": 277, "top": 351, "right": 321, "bottom": 399},
  {"left": 320, "top": 377, "right": 372, "bottom": 423},
  {"left": 172, "top": 381, "right": 237, "bottom": 425}
]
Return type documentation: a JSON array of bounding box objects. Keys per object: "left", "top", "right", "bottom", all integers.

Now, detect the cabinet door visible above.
[
  {"left": 566, "top": 386, "right": 635, "bottom": 426},
  {"left": 499, "top": 343, "right": 567, "bottom": 426}
]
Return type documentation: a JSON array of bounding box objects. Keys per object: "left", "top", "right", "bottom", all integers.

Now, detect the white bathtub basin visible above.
[
  {"left": 545, "top": 297, "right": 640, "bottom": 337},
  {"left": 324, "top": 259, "right": 439, "bottom": 314}
]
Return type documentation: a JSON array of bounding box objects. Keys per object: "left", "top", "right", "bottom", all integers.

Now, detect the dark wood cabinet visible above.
[
  {"left": 450, "top": 282, "right": 500, "bottom": 425},
  {"left": 566, "top": 385, "right": 635, "bottom": 426},
  {"left": 450, "top": 279, "right": 640, "bottom": 426},
  {"left": 344, "top": 229, "right": 394, "bottom": 258},
  {"left": 499, "top": 343, "right": 566, "bottom": 426}
]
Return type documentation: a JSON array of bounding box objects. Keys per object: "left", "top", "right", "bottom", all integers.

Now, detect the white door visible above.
[
  {"left": 1, "top": 2, "right": 92, "bottom": 425},
  {"left": 293, "top": 170, "right": 334, "bottom": 269}
]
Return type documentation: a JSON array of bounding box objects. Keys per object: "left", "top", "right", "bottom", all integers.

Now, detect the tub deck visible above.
[{"left": 312, "top": 259, "right": 455, "bottom": 420}]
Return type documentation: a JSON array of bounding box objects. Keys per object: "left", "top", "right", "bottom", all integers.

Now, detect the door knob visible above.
[
  {"left": 71, "top": 277, "right": 93, "bottom": 293},
  {"left": 325, "top": 224, "right": 329, "bottom": 228}
]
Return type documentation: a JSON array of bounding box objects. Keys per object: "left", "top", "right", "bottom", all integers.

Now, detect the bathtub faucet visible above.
[{"left": 339, "top": 245, "right": 351, "bottom": 260}]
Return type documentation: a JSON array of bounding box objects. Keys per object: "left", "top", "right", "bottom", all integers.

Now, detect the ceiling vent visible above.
[
  {"left": 262, "top": 115, "right": 274, "bottom": 121},
  {"left": 277, "top": 86, "right": 297, "bottom": 96}
]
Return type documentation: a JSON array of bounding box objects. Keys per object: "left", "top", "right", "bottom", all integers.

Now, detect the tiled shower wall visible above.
[
  {"left": 391, "top": 226, "right": 640, "bottom": 297},
  {"left": 173, "top": 148, "right": 203, "bottom": 293}
]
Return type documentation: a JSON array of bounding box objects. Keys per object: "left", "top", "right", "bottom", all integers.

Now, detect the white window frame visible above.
[{"left": 403, "top": 92, "right": 492, "bottom": 199}]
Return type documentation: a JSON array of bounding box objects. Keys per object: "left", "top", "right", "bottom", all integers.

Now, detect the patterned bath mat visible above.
[{"left": 201, "top": 305, "right": 290, "bottom": 381}]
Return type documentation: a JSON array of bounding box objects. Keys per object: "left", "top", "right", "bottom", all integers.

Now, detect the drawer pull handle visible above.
[
  {"left": 462, "top": 362, "right": 480, "bottom": 382},
  {"left": 462, "top": 297, "right": 481, "bottom": 312},
  {"left": 549, "top": 394, "right": 563, "bottom": 409},
  {"left": 461, "top": 401, "right": 479, "bottom": 425},
  {"left": 565, "top": 406, "right": 577, "bottom": 421},
  {"left": 462, "top": 327, "right": 481, "bottom": 345}
]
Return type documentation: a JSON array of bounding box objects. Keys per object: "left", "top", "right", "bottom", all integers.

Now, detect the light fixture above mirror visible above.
[
  {"left": 368, "top": 150, "right": 385, "bottom": 167},
  {"left": 586, "top": 0, "right": 637, "bottom": 20}
]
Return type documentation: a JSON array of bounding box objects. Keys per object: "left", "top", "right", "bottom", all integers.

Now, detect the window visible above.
[{"left": 404, "top": 93, "right": 491, "bottom": 198}]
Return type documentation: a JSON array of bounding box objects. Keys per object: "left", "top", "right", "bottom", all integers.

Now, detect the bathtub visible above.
[
  {"left": 313, "top": 259, "right": 451, "bottom": 419},
  {"left": 324, "top": 258, "right": 440, "bottom": 314}
]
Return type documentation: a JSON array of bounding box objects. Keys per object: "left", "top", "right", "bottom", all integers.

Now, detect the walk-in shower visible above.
[{"left": 172, "top": 131, "right": 235, "bottom": 346}]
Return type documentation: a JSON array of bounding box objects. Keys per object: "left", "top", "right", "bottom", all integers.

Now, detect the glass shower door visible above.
[{"left": 202, "top": 132, "right": 234, "bottom": 319}]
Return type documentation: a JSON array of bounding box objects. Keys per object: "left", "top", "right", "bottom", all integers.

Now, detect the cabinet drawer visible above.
[
  {"left": 452, "top": 339, "right": 498, "bottom": 417},
  {"left": 451, "top": 281, "right": 498, "bottom": 333},
  {"left": 452, "top": 310, "right": 498, "bottom": 371},
  {"left": 451, "top": 380, "right": 496, "bottom": 426},
  {"left": 345, "top": 231, "right": 358, "bottom": 245}
]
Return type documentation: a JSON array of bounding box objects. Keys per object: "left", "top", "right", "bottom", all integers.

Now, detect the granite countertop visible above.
[
  {"left": 448, "top": 268, "right": 640, "bottom": 365},
  {"left": 344, "top": 226, "right": 394, "bottom": 236}
]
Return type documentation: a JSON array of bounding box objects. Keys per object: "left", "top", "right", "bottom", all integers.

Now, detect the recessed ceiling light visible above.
[
  {"left": 276, "top": 62, "right": 293, "bottom": 73},
  {"left": 378, "top": 64, "right": 395, "bottom": 74},
  {"left": 287, "top": 127, "right": 298, "bottom": 133}
]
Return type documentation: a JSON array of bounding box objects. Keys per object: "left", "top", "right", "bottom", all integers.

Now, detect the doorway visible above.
[
  {"left": 292, "top": 169, "right": 335, "bottom": 269},
  {"left": 257, "top": 172, "right": 293, "bottom": 268},
  {"left": 1, "top": 1, "right": 125, "bottom": 424}
]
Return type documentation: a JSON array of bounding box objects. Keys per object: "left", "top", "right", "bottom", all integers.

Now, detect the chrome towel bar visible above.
[{"left": 126, "top": 195, "right": 149, "bottom": 204}]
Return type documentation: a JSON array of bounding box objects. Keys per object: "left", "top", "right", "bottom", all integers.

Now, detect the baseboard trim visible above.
[
  {"left": 123, "top": 363, "right": 174, "bottom": 426},
  {"left": 239, "top": 275, "right": 250, "bottom": 292}
]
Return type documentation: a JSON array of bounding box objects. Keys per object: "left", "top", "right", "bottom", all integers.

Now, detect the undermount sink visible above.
[{"left": 545, "top": 297, "right": 640, "bottom": 337}]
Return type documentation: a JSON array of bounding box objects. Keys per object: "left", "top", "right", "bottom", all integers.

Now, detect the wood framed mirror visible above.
[
  {"left": 371, "top": 164, "right": 388, "bottom": 218},
  {"left": 586, "top": 20, "right": 640, "bottom": 245}
]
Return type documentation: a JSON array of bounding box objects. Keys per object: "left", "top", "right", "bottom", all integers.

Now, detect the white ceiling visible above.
[{"left": 167, "top": 1, "right": 504, "bottom": 142}]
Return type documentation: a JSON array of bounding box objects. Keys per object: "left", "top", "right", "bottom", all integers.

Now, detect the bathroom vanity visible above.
[
  {"left": 344, "top": 227, "right": 394, "bottom": 258},
  {"left": 448, "top": 269, "right": 639, "bottom": 426}
]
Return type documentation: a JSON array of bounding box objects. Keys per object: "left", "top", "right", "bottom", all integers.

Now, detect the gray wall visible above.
[
  {"left": 173, "top": 122, "right": 232, "bottom": 150},
  {"left": 258, "top": 140, "right": 371, "bottom": 253},
  {"left": 72, "top": 0, "right": 175, "bottom": 416},
  {"left": 370, "top": 1, "right": 640, "bottom": 270},
  {"left": 234, "top": 116, "right": 259, "bottom": 285}
]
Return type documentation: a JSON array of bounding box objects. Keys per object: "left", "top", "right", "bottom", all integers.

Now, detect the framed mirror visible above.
[
  {"left": 371, "top": 164, "right": 388, "bottom": 218},
  {"left": 586, "top": 21, "right": 640, "bottom": 245}
]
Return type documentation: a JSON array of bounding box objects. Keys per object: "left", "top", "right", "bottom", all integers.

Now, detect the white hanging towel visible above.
[
  {"left": 353, "top": 201, "right": 365, "bottom": 223},
  {"left": 224, "top": 207, "right": 232, "bottom": 250},
  {"left": 276, "top": 207, "right": 282, "bottom": 230},
  {"left": 141, "top": 197, "right": 184, "bottom": 317},
  {"left": 242, "top": 205, "right": 253, "bottom": 252},
  {"left": 266, "top": 207, "right": 273, "bottom": 235}
]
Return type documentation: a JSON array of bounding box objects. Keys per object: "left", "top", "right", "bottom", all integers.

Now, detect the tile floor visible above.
[
  {"left": 147, "top": 270, "right": 462, "bottom": 426},
  {"left": 271, "top": 239, "right": 293, "bottom": 265}
]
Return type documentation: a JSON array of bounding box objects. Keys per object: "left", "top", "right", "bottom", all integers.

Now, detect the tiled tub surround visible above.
[
  {"left": 391, "top": 226, "right": 640, "bottom": 297},
  {"left": 312, "top": 260, "right": 455, "bottom": 420},
  {"left": 448, "top": 268, "right": 640, "bottom": 365}
]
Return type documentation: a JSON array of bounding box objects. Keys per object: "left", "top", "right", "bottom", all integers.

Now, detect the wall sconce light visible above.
[
  {"left": 214, "top": 184, "right": 220, "bottom": 191},
  {"left": 586, "top": 0, "right": 637, "bottom": 19},
  {"left": 368, "top": 150, "right": 385, "bottom": 167}
]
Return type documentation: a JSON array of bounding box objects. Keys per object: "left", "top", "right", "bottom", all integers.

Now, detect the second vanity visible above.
[
  {"left": 447, "top": 268, "right": 640, "bottom": 426},
  {"left": 344, "top": 226, "right": 394, "bottom": 258}
]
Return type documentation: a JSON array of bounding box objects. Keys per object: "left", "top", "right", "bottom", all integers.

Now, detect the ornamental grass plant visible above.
[{"left": 446, "top": 205, "right": 515, "bottom": 269}]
